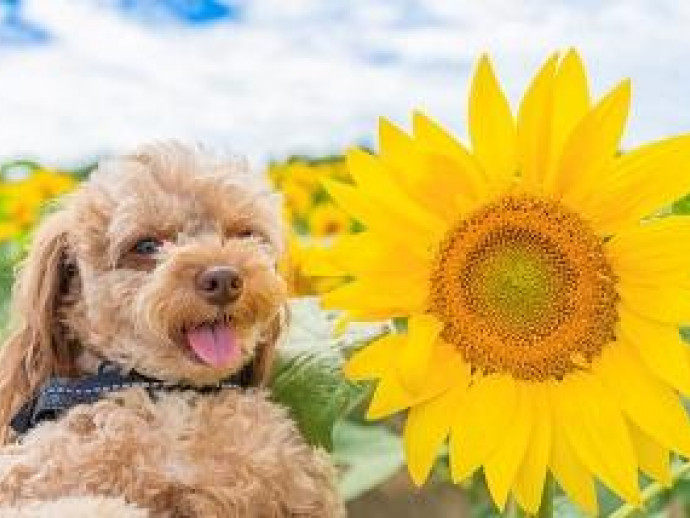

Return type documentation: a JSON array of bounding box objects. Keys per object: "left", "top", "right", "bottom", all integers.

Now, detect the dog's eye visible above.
[
  {"left": 132, "top": 237, "right": 163, "bottom": 255},
  {"left": 236, "top": 228, "right": 256, "bottom": 239}
]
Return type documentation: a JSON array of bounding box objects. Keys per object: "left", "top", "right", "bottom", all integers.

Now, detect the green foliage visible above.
[
  {"left": 270, "top": 297, "right": 386, "bottom": 450},
  {"left": 607, "top": 462, "right": 690, "bottom": 518},
  {"left": 271, "top": 349, "right": 366, "bottom": 450},
  {"left": 672, "top": 192, "right": 690, "bottom": 215},
  {"left": 332, "top": 420, "right": 404, "bottom": 500},
  {"left": 269, "top": 298, "right": 407, "bottom": 501},
  {"left": 552, "top": 496, "right": 584, "bottom": 518},
  {"left": 0, "top": 242, "right": 18, "bottom": 330}
]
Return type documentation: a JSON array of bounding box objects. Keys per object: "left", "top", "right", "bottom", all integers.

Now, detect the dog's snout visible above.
[{"left": 195, "top": 266, "right": 243, "bottom": 306}]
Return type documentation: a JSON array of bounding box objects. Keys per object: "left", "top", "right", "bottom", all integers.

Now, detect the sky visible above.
[{"left": 0, "top": 0, "right": 689, "bottom": 168}]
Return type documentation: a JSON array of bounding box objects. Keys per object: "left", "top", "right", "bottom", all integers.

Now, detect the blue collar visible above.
[{"left": 10, "top": 362, "right": 253, "bottom": 435}]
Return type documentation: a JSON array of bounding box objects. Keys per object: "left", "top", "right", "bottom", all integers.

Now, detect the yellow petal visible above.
[
  {"left": 450, "top": 374, "right": 518, "bottom": 482},
  {"left": 618, "top": 283, "right": 690, "bottom": 324},
  {"left": 556, "top": 79, "right": 631, "bottom": 205},
  {"left": 346, "top": 148, "right": 446, "bottom": 232},
  {"left": 412, "top": 110, "right": 489, "bottom": 202},
  {"left": 366, "top": 341, "right": 470, "bottom": 420},
  {"left": 595, "top": 339, "right": 690, "bottom": 458},
  {"left": 607, "top": 217, "right": 690, "bottom": 285},
  {"left": 549, "top": 404, "right": 599, "bottom": 515},
  {"left": 338, "top": 308, "right": 400, "bottom": 326},
  {"left": 379, "top": 117, "right": 476, "bottom": 221},
  {"left": 301, "top": 244, "right": 344, "bottom": 277},
  {"left": 367, "top": 374, "right": 417, "bottom": 419},
  {"left": 511, "top": 385, "right": 551, "bottom": 514},
  {"left": 395, "top": 314, "right": 444, "bottom": 395},
  {"left": 468, "top": 55, "right": 517, "bottom": 190},
  {"left": 618, "top": 305, "right": 690, "bottom": 396},
  {"left": 544, "top": 49, "right": 590, "bottom": 191},
  {"left": 517, "top": 53, "right": 558, "bottom": 190},
  {"left": 587, "top": 135, "right": 690, "bottom": 234},
  {"left": 553, "top": 373, "right": 640, "bottom": 505},
  {"left": 345, "top": 334, "right": 404, "bottom": 381},
  {"left": 409, "top": 112, "right": 485, "bottom": 218},
  {"left": 378, "top": 118, "right": 434, "bottom": 199},
  {"left": 379, "top": 117, "right": 425, "bottom": 183},
  {"left": 483, "top": 383, "right": 533, "bottom": 511},
  {"left": 322, "top": 178, "right": 392, "bottom": 231},
  {"left": 323, "top": 178, "right": 444, "bottom": 243},
  {"left": 417, "top": 153, "right": 479, "bottom": 219},
  {"left": 629, "top": 422, "right": 672, "bottom": 487},
  {"left": 321, "top": 275, "right": 428, "bottom": 318},
  {"left": 404, "top": 386, "right": 467, "bottom": 486},
  {"left": 304, "top": 229, "right": 432, "bottom": 278}
]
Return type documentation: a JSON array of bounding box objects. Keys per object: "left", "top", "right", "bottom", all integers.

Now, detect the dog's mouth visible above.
[{"left": 182, "top": 316, "right": 241, "bottom": 368}]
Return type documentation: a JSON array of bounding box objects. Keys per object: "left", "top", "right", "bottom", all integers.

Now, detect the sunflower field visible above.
[{"left": 5, "top": 54, "right": 690, "bottom": 518}]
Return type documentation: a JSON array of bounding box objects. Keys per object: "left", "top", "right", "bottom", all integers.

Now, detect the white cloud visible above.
[{"left": 0, "top": 0, "right": 688, "bottom": 168}]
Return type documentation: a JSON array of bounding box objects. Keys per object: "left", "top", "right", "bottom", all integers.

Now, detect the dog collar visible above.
[{"left": 10, "top": 362, "right": 254, "bottom": 435}]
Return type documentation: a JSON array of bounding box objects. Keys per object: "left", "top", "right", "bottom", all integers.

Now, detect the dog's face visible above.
[{"left": 54, "top": 143, "right": 286, "bottom": 386}]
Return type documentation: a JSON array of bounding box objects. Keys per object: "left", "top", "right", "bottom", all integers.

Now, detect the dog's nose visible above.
[{"left": 195, "top": 266, "right": 243, "bottom": 306}]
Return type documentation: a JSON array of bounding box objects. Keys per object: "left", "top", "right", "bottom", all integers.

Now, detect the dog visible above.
[{"left": 0, "top": 142, "right": 344, "bottom": 517}]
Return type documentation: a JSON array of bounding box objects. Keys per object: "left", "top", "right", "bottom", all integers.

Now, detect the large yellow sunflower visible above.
[{"left": 308, "top": 51, "right": 690, "bottom": 514}]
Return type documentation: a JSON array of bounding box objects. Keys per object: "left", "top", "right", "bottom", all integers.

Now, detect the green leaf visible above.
[
  {"left": 270, "top": 349, "right": 366, "bottom": 450},
  {"left": 0, "top": 242, "right": 19, "bottom": 332},
  {"left": 672, "top": 192, "right": 690, "bottom": 215},
  {"left": 598, "top": 482, "right": 626, "bottom": 516},
  {"left": 680, "top": 326, "right": 690, "bottom": 344},
  {"left": 270, "top": 297, "right": 386, "bottom": 450},
  {"left": 331, "top": 420, "right": 404, "bottom": 501},
  {"left": 553, "top": 496, "right": 585, "bottom": 517}
]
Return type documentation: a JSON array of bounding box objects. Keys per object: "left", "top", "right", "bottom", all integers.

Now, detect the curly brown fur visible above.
[
  {"left": 0, "top": 142, "right": 344, "bottom": 517},
  {"left": 0, "top": 496, "right": 148, "bottom": 518}
]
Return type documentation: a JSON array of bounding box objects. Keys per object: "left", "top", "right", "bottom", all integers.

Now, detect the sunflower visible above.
[
  {"left": 0, "top": 221, "right": 20, "bottom": 242},
  {"left": 0, "top": 169, "right": 76, "bottom": 230},
  {"left": 279, "top": 235, "right": 345, "bottom": 296},
  {"left": 308, "top": 50, "right": 690, "bottom": 514},
  {"left": 29, "top": 169, "right": 76, "bottom": 198},
  {"left": 281, "top": 182, "right": 313, "bottom": 216},
  {"left": 308, "top": 204, "right": 352, "bottom": 237}
]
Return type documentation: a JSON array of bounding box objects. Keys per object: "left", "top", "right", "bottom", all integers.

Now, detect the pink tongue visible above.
[{"left": 186, "top": 323, "right": 239, "bottom": 368}]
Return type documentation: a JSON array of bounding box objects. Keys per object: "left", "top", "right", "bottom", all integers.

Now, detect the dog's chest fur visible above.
[{"left": 0, "top": 389, "right": 342, "bottom": 517}]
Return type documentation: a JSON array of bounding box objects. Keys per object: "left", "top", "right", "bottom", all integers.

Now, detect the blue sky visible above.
[{"left": 0, "top": 0, "right": 689, "bottom": 167}]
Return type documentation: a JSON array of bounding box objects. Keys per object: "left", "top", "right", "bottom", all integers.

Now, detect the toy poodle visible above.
[{"left": 0, "top": 142, "right": 344, "bottom": 517}]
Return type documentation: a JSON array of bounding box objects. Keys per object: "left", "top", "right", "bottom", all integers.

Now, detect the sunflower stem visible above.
[
  {"left": 535, "top": 476, "right": 554, "bottom": 518},
  {"left": 506, "top": 498, "right": 521, "bottom": 518},
  {"left": 608, "top": 461, "right": 690, "bottom": 518}
]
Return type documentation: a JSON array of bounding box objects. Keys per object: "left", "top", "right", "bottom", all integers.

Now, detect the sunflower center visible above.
[
  {"left": 430, "top": 196, "right": 618, "bottom": 381},
  {"left": 468, "top": 234, "right": 571, "bottom": 333}
]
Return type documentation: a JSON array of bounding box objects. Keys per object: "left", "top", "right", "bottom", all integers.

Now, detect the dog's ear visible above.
[
  {"left": 251, "top": 303, "right": 289, "bottom": 387},
  {"left": 0, "top": 210, "right": 78, "bottom": 441}
]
